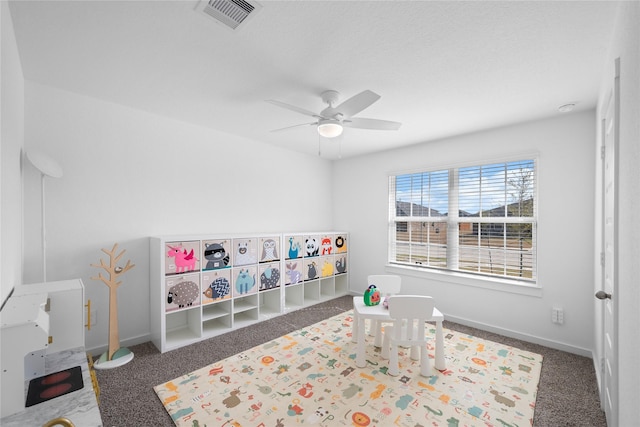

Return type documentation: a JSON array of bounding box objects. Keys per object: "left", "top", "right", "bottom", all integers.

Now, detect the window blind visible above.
[{"left": 389, "top": 159, "right": 537, "bottom": 282}]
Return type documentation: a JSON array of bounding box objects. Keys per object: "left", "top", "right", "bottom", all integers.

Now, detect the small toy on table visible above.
[
  {"left": 382, "top": 295, "right": 391, "bottom": 309},
  {"left": 364, "top": 284, "right": 381, "bottom": 306}
]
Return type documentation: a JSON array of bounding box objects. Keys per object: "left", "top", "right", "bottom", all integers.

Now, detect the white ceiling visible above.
[{"left": 8, "top": 0, "right": 620, "bottom": 159}]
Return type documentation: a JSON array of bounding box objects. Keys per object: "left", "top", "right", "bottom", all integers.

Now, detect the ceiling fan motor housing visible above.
[{"left": 321, "top": 90, "right": 340, "bottom": 107}]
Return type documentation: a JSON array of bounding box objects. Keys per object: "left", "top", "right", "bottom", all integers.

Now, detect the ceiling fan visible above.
[{"left": 266, "top": 90, "right": 401, "bottom": 138}]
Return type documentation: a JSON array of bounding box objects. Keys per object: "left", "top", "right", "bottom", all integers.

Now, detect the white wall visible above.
[
  {"left": 334, "top": 111, "right": 596, "bottom": 355},
  {"left": 594, "top": 1, "right": 640, "bottom": 424},
  {"left": 1, "top": 1, "right": 24, "bottom": 305},
  {"left": 21, "top": 82, "right": 335, "bottom": 352}
]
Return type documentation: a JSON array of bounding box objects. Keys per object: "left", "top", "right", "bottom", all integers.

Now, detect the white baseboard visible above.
[
  {"left": 87, "top": 333, "right": 152, "bottom": 357},
  {"left": 90, "top": 299, "right": 593, "bottom": 360},
  {"left": 346, "top": 291, "right": 593, "bottom": 358},
  {"left": 444, "top": 313, "right": 593, "bottom": 358}
]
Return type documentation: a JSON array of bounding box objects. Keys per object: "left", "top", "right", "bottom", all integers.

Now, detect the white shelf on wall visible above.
[
  {"left": 202, "top": 300, "right": 231, "bottom": 322},
  {"left": 320, "top": 280, "right": 335, "bottom": 300},
  {"left": 283, "top": 284, "right": 304, "bottom": 313},
  {"left": 233, "top": 294, "right": 258, "bottom": 314},
  {"left": 150, "top": 232, "right": 348, "bottom": 353},
  {"left": 202, "top": 301, "right": 232, "bottom": 337},
  {"left": 165, "top": 308, "right": 201, "bottom": 349},
  {"left": 259, "top": 289, "right": 282, "bottom": 320},
  {"left": 303, "top": 280, "right": 321, "bottom": 305},
  {"left": 233, "top": 310, "right": 259, "bottom": 329}
]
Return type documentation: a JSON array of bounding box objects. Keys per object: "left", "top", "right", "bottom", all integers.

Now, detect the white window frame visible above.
[{"left": 388, "top": 156, "right": 538, "bottom": 290}]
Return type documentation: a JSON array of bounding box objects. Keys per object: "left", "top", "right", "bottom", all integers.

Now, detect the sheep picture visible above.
[{"left": 167, "top": 280, "right": 199, "bottom": 308}]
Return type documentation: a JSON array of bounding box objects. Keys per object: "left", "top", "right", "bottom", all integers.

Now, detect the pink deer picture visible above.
[{"left": 167, "top": 244, "right": 198, "bottom": 273}]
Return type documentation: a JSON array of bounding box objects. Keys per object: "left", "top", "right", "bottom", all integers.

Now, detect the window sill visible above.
[{"left": 385, "top": 263, "right": 543, "bottom": 298}]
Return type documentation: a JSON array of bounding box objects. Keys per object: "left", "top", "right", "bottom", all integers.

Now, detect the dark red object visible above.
[{"left": 26, "top": 365, "right": 84, "bottom": 407}]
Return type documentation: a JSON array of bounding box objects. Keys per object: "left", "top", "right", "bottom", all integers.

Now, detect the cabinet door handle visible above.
[
  {"left": 42, "top": 417, "right": 75, "bottom": 427},
  {"left": 85, "top": 299, "right": 92, "bottom": 330}
]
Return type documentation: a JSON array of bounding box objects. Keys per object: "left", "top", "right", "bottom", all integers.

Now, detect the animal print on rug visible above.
[{"left": 154, "top": 311, "right": 542, "bottom": 427}]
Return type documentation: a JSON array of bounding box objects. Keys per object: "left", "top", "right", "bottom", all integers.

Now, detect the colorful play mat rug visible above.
[{"left": 155, "top": 311, "right": 542, "bottom": 427}]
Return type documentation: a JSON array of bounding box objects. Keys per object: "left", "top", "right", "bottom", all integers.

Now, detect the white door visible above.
[{"left": 597, "top": 58, "right": 619, "bottom": 427}]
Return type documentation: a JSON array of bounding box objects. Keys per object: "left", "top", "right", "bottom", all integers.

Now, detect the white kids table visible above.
[{"left": 352, "top": 296, "right": 446, "bottom": 370}]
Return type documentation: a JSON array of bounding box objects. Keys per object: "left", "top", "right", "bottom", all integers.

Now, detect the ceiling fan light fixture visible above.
[{"left": 317, "top": 119, "right": 343, "bottom": 138}]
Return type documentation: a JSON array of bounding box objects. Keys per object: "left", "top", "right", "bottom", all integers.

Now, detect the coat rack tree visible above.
[{"left": 91, "top": 243, "right": 135, "bottom": 369}]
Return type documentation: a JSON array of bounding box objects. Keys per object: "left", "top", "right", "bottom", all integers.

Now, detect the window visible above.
[{"left": 389, "top": 159, "right": 536, "bottom": 283}]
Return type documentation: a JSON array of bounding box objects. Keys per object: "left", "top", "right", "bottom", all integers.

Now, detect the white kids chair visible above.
[
  {"left": 382, "top": 295, "right": 435, "bottom": 377},
  {"left": 366, "top": 275, "right": 401, "bottom": 346},
  {"left": 352, "top": 275, "right": 402, "bottom": 347}
]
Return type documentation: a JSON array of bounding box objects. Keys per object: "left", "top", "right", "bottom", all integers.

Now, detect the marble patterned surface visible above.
[{"left": 1, "top": 347, "right": 102, "bottom": 427}]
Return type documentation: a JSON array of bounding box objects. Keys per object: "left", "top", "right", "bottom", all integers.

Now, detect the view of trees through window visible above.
[{"left": 390, "top": 159, "right": 536, "bottom": 282}]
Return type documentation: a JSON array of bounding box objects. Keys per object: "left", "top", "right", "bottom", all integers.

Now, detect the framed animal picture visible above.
[
  {"left": 165, "top": 241, "right": 200, "bottom": 275},
  {"left": 284, "top": 260, "right": 304, "bottom": 285},
  {"left": 284, "top": 235, "right": 304, "bottom": 260},
  {"left": 202, "top": 239, "right": 232, "bottom": 271},
  {"left": 258, "top": 236, "right": 280, "bottom": 263},
  {"left": 334, "top": 234, "right": 348, "bottom": 253},
  {"left": 232, "top": 265, "right": 258, "bottom": 297},
  {"left": 231, "top": 237, "right": 258, "bottom": 266},
  {"left": 303, "top": 257, "right": 319, "bottom": 281},
  {"left": 303, "top": 235, "right": 321, "bottom": 258},
  {"left": 319, "top": 235, "right": 334, "bottom": 256},
  {"left": 258, "top": 262, "right": 281, "bottom": 291},
  {"left": 202, "top": 269, "right": 232, "bottom": 305},
  {"left": 320, "top": 255, "right": 335, "bottom": 277},
  {"left": 335, "top": 254, "right": 348, "bottom": 275},
  {"left": 165, "top": 273, "right": 200, "bottom": 312}
]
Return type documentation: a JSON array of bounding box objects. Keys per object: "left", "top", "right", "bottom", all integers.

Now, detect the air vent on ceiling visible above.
[{"left": 202, "top": 0, "right": 262, "bottom": 30}]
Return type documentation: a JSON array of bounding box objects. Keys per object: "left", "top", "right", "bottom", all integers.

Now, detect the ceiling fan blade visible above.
[
  {"left": 322, "top": 90, "right": 381, "bottom": 118},
  {"left": 270, "top": 122, "right": 318, "bottom": 133},
  {"left": 344, "top": 117, "right": 402, "bottom": 131},
  {"left": 266, "top": 99, "right": 322, "bottom": 119}
]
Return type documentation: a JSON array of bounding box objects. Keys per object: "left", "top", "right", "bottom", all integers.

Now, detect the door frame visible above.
[{"left": 597, "top": 57, "right": 620, "bottom": 427}]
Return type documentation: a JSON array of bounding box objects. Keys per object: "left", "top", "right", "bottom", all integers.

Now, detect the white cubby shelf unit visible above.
[{"left": 150, "top": 232, "right": 349, "bottom": 353}]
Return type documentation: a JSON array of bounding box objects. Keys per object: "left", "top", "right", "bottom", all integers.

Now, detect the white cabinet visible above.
[
  {"left": 150, "top": 232, "right": 348, "bottom": 353},
  {"left": 1, "top": 279, "right": 87, "bottom": 419},
  {"left": 11, "top": 280, "right": 85, "bottom": 353}
]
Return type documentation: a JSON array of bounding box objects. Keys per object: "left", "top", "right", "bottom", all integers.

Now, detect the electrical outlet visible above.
[{"left": 552, "top": 307, "right": 564, "bottom": 324}]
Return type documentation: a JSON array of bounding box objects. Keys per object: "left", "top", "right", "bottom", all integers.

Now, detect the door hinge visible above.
[
  {"left": 600, "top": 252, "right": 605, "bottom": 267},
  {"left": 601, "top": 146, "right": 606, "bottom": 160}
]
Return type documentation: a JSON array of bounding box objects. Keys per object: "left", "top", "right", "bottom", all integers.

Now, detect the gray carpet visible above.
[{"left": 95, "top": 295, "right": 606, "bottom": 426}]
